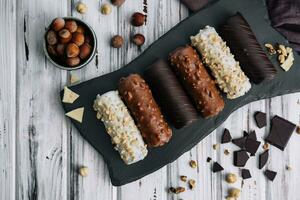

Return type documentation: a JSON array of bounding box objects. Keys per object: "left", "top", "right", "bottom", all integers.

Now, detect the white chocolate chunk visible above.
[
  {"left": 280, "top": 48, "right": 294, "bottom": 71},
  {"left": 191, "top": 26, "right": 251, "bottom": 99},
  {"left": 70, "top": 74, "right": 80, "bottom": 84},
  {"left": 62, "top": 87, "right": 79, "bottom": 103},
  {"left": 66, "top": 107, "right": 84, "bottom": 123},
  {"left": 94, "top": 91, "right": 148, "bottom": 165}
]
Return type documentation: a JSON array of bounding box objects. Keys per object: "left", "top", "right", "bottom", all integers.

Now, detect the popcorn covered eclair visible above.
[{"left": 94, "top": 91, "right": 148, "bottom": 165}]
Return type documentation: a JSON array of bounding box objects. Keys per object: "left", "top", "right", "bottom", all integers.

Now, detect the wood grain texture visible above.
[{"left": 1, "top": 0, "right": 300, "bottom": 199}]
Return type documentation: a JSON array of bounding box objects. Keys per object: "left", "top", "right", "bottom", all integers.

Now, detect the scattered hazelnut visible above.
[
  {"left": 79, "top": 43, "right": 92, "bottom": 59},
  {"left": 78, "top": 166, "right": 89, "bottom": 176},
  {"left": 226, "top": 173, "right": 237, "bottom": 184},
  {"left": 76, "top": 2, "right": 88, "bottom": 14},
  {"left": 66, "top": 57, "right": 81, "bottom": 67},
  {"left": 226, "top": 197, "right": 236, "bottom": 200},
  {"left": 51, "top": 18, "right": 65, "bottom": 31},
  {"left": 72, "top": 32, "right": 85, "bottom": 46},
  {"left": 131, "top": 12, "right": 145, "bottom": 27},
  {"left": 58, "top": 29, "right": 72, "bottom": 43},
  {"left": 169, "top": 187, "right": 185, "bottom": 194},
  {"left": 101, "top": 4, "right": 112, "bottom": 15},
  {"left": 111, "top": 35, "right": 124, "bottom": 48},
  {"left": 224, "top": 149, "right": 230, "bottom": 155},
  {"left": 56, "top": 43, "right": 66, "bottom": 56},
  {"left": 296, "top": 126, "right": 300, "bottom": 134},
  {"left": 168, "top": 187, "right": 176, "bottom": 193},
  {"left": 286, "top": 165, "right": 292, "bottom": 171},
  {"left": 111, "top": 0, "right": 125, "bottom": 6},
  {"left": 180, "top": 175, "right": 187, "bottom": 182},
  {"left": 76, "top": 25, "right": 85, "bottom": 34},
  {"left": 132, "top": 34, "right": 145, "bottom": 46},
  {"left": 47, "top": 45, "right": 57, "bottom": 56},
  {"left": 189, "top": 160, "right": 197, "bottom": 168},
  {"left": 66, "top": 43, "right": 80, "bottom": 58},
  {"left": 46, "top": 30, "right": 58, "bottom": 45},
  {"left": 262, "top": 143, "right": 269, "bottom": 150},
  {"left": 188, "top": 179, "right": 196, "bottom": 190},
  {"left": 213, "top": 143, "right": 219, "bottom": 150},
  {"left": 65, "top": 20, "right": 78, "bottom": 33},
  {"left": 228, "top": 188, "right": 241, "bottom": 198}
]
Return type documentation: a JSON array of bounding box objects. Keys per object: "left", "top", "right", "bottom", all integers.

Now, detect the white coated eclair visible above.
[
  {"left": 93, "top": 91, "right": 148, "bottom": 165},
  {"left": 191, "top": 25, "right": 251, "bottom": 99}
]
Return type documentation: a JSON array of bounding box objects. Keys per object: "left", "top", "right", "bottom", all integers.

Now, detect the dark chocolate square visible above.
[
  {"left": 234, "top": 150, "right": 250, "bottom": 167},
  {"left": 254, "top": 111, "right": 267, "bottom": 128},
  {"left": 242, "top": 169, "right": 251, "bottom": 179}
]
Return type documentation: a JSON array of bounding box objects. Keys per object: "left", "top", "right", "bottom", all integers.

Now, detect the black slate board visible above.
[{"left": 60, "top": 0, "right": 300, "bottom": 186}]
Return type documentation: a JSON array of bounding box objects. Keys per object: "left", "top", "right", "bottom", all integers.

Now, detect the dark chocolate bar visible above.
[
  {"left": 118, "top": 74, "right": 172, "bottom": 147},
  {"left": 144, "top": 59, "right": 198, "bottom": 129},
  {"left": 220, "top": 13, "right": 277, "bottom": 84},
  {"left": 169, "top": 45, "right": 225, "bottom": 118}
]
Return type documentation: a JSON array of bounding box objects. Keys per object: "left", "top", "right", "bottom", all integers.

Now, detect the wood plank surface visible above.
[{"left": 1, "top": 0, "right": 300, "bottom": 199}]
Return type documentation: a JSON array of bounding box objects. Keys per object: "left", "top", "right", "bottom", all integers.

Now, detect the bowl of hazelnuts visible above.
[{"left": 44, "top": 17, "right": 97, "bottom": 70}]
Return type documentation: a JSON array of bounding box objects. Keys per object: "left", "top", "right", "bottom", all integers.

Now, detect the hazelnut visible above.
[
  {"left": 228, "top": 188, "right": 241, "bottom": 198},
  {"left": 189, "top": 160, "right": 197, "bottom": 168},
  {"left": 46, "top": 30, "right": 58, "bottom": 45},
  {"left": 111, "top": 0, "right": 125, "bottom": 6},
  {"left": 226, "top": 173, "right": 237, "bottom": 184},
  {"left": 66, "top": 57, "right": 80, "bottom": 67},
  {"left": 101, "top": 4, "right": 112, "bottom": 15},
  {"left": 76, "top": 2, "right": 88, "bottom": 14},
  {"left": 47, "top": 45, "right": 57, "bottom": 56},
  {"left": 78, "top": 166, "right": 89, "bottom": 176},
  {"left": 188, "top": 179, "right": 196, "bottom": 190},
  {"left": 58, "top": 29, "right": 72, "bottom": 43},
  {"left": 51, "top": 18, "right": 65, "bottom": 31},
  {"left": 65, "top": 20, "right": 78, "bottom": 33},
  {"left": 56, "top": 43, "right": 66, "bottom": 56},
  {"left": 132, "top": 34, "right": 145, "bottom": 46},
  {"left": 79, "top": 43, "right": 92, "bottom": 59},
  {"left": 76, "top": 25, "right": 85, "bottom": 34},
  {"left": 66, "top": 43, "right": 80, "bottom": 58},
  {"left": 72, "top": 32, "right": 85, "bottom": 46},
  {"left": 84, "top": 35, "right": 92, "bottom": 44},
  {"left": 111, "top": 35, "right": 124, "bottom": 48},
  {"left": 131, "top": 12, "right": 145, "bottom": 27},
  {"left": 180, "top": 175, "right": 187, "bottom": 182}
]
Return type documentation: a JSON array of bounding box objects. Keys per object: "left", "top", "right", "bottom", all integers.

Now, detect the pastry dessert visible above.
[
  {"left": 219, "top": 13, "right": 277, "bottom": 84},
  {"left": 169, "top": 45, "right": 225, "bottom": 117},
  {"left": 191, "top": 26, "right": 251, "bottom": 99},
  {"left": 118, "top": 74, "right": 172, "bottom": 147},
  {"left": 144, "top": 59, "right": 198, "bottom": 128},
  {"left": 93, "top": 91, "right": 148, "bottom": 164}
]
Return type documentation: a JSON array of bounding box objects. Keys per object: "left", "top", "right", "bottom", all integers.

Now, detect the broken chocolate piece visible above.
[
  {"left": 264, "top": 170, "right": 277, "bottom": 181},
  {"left": 222, "top": 128, "right": 232, "bottom": 143},
  {"left": 265, "top": 115, "right": 296, "bottom": 151},
  {"left": 234, "top": 150, "right": 250, "bottom": 167},
  {"left": 241, "top": 169, "right": 251, "bottom": 179},
  {"left": 180, "top": 0, "right": 209, "bottom": 12},
  {"left": 243, "top": 131, "right": 249, "bottom": 137},
  {"left": 220, "top": 13, "right": 277, "bottom": 84},
  {"left": 232, "top": 137, "right": 247, "bottom": 149},
  {"left": 259, "top": 150, "right": 269, "bottom": 169},
  {"left": 207, "top": 157, "right": 212, "bottom": 162},
  {"left": 212, "top": 162, "right": 224, "bottom": 173},
  {"left": 254, "top": 111, "right": 267, "bottom": 128},
  {"left": 245, "top": 138, "right": 261, "bottom": 155},
  {"left": 247, "top": 131, "right": 257, "bottom": 141}
]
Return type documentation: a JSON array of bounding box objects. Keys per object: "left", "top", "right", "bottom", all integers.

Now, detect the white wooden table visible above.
[{"left": 1, "top": 0, "right": 300, "bottom": 199}]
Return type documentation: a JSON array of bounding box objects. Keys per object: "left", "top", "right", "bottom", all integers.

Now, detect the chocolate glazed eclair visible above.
[
  {"left": 118, "top": 74, "right": 172, "bottom": 147},
  {"left": 169, "top": 45, "right": 225, "bottom": 118},
  {"left": 144, "top": 59, "right": 198, "bottom": 129}
]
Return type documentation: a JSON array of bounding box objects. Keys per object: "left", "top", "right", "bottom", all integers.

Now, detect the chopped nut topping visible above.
[
  {"left": 226, "top": 173, "right": 237, "bottom": 184},
  {"left": 213, "top": 143, "right": 220, "bottom": 150},
  {"left": 180, "top": 175, "right": 187, "bottom": 182},
  {"left": 263, "top": 143, "right": 269, "bottom": 150},
  {"left": 188, "top": 179, "right": 196, "bottom": 190},
  {"left": 189, "top": 160, "right": 197, "bottom": 168},
  {"left": 175, "top": 187, "right": 185, "bottom": 194},
  {"left": 224, "top": 149, "right": 230, "bottom": 155}
]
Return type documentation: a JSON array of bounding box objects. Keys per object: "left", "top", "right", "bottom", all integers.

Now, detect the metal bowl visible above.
[{"left": 43, "top": 17, "right": 97, "bottom": 70}]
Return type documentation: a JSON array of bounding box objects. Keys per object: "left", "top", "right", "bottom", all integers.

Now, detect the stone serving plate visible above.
[{"left": 60, "top": 0, "right": 300, "bottom": 186}]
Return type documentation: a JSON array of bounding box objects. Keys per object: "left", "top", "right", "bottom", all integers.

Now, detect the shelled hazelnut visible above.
[
  {"left": 78, "top": 166, "right": 89, "bottom": 177},
  {"left": 79, "top": 43, "right": 92, "bottom": 59},
  {"left": 46, "top": 30, "right": 58, "bottom": 45},
  {"left": 51, "top": 18, "right": 65, "bottom": 31},
  {"left": 66, "top": 43, "right": 80, "bottom": 58},
  {"left": 65, "top": 20, "right": 78, "bottom": 33},
  {"left": 101, "top": 4, "right": 112, "bottom": 15},
  {"left": 66, "top": 57, "right": 81, "bottom": 67},
  {"left": 56, "top": 43, "right": 66, "bottom": 57},
  {"left": 76, "top": 2, "right": 88, "bottom": 14},
  {"left": 132, "top": 34, "right": 145, "bottom": 46},
  {"left": 76, "top": 25, "right": 85, "bottom": 34},
  {"left": 131, "top": 12, "right": 145, "bottom": 26},
  {"left": 47, "top": 45, "right": 57, "bottom": 56},
  {"left": 226, "top": 173, "right": 237, "bottom": 184},
  {"left": 72, "top": 32, "right": 85, "bottom": 46},
  {"left": 111, "top": 35, "right": 124, "bottom": 48},
  {"left": 58, "top": 29, "right": 72, "bottom": 44}
]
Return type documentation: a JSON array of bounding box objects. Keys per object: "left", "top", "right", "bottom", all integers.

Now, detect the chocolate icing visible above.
[
  {"left": 169, "top": 45, "right": 224, "bottom": 118},
  {"left": 118, "top": 74, "right": 172, "bottom": 147},
  {"left": 144, "top": 59, "right": 198, "bottom": 129},
  {"left": 220, "top": 13, "right": 277, "bottom": 84}
]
